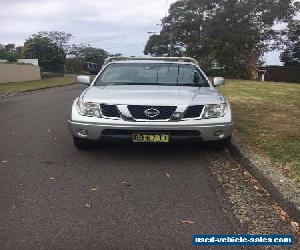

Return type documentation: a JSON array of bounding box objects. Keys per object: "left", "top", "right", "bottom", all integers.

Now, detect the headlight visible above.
[
  {"left": 76, "top": 101, "right": 101, "bottom": 117},
  {"left": 202, "top": 103, "right": 226, "bottom": 119}
]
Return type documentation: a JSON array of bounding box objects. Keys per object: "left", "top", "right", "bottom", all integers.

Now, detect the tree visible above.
[
  {"left": 109, "top": 53, "right": 123, "bottom": 57},
  {"left": 280, "top": 20, "right": 300, "bottom": 66},
  {"left": 65, "top": 58, "right": 84, "bottom": 74},
  {"left": 70, "top": 44, "right": 109, "bottom": 68},
  {"left": 0, "top": 43, "right": 19, "bottom": 62},
  {"left": 15, "top": 46, "right": 24, "bottom": 57},
  {"left": 4, "top": 43, "right": 15, "bottom": 52},
  {"left": 0, "top": 50, "right": 18, "bottom": 62},
  {"left": 69, "top": 44, "right": 89, "bottom": 57},
  {"left": 23, "top": 35, "right": 66, "bottom": 71},
  {"left": 144, "top": 34, "right": 172, "bottom": 56},
  {"left": 37, "top": 31, "right": 73, "bottom": 54},
  {"left": 145, "top": 0, "right": 298, "bottom": 79}
]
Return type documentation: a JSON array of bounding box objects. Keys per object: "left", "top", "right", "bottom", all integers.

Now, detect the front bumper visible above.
[{"left": 68, "top": 119, "right": 232, "bottom": 142}]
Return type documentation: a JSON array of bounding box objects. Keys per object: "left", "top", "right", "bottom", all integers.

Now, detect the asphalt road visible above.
[{"left": 0, "top": 84, "right": 244, "bottom": 250}]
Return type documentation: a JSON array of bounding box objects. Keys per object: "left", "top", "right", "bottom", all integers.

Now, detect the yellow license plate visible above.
[{"left": 132, "top": 134, "right": 170, "bottom": 143}]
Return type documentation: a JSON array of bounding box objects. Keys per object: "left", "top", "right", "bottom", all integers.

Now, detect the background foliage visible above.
[{"left": 144, "top": 0, "right": 299, "bottom": 79}]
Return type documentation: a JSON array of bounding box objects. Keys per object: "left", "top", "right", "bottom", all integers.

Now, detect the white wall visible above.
[
  {"left": 0, "top": 64, "right": 41, "bottom": 83},
  {"left": 17, "top": 59, "right": 39, "bottom": 66},
  {"left": 0, "top": 59, "right": 39, "bottom": 66}
]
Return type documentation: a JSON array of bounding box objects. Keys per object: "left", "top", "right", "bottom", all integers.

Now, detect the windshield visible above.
[{"left": 94, "top": 63, "right": 209, "bottom": 87}]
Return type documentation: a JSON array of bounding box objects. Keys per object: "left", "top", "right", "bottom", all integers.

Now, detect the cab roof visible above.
[
  {"left": 110, "top": 60, "right": 197, "bottom": 65},
  {"left": 103, "top": 56, "right": 198, "bottom": 67}
]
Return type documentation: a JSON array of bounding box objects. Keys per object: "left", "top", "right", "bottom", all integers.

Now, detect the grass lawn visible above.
[
  {"left": 0, "top": 75, "right": 76, "bottom": 95},
  {"left": 219, "top": 79, "right": 300, "bottom": 184}
]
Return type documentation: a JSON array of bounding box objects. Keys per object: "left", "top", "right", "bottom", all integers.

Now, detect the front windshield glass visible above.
[{"left": 94, "top": 63, "right": 209, "bottom": 87}]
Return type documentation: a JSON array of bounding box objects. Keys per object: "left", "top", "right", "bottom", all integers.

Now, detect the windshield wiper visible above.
[
  {"left": 177, "top": 83, "right": 201, "bottom": 87},
  {"left": 103, "top": 82, "right": 157, "bottom": 86},
  {"left": 125, "top": 82, "right": 157, "bottom": 85}
]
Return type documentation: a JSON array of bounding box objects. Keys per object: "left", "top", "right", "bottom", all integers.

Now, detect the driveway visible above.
[{"left": 0, "top": 84, "right": 296, "bottom": 250}]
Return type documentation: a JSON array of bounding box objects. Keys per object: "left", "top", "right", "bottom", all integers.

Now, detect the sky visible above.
[{"left": 0, "top": 0, "right": 287, "bottom": 65}]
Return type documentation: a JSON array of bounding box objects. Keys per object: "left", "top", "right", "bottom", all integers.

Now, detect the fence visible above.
[{"left": 258, "top": 66, "right": 300, "bottom": 83}]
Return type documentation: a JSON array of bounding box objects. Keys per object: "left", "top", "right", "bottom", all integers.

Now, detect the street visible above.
[{"left": 0, "top": 85, "right": 296, "bottom": 250}]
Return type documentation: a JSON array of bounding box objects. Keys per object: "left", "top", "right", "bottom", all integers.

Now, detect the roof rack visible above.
[{"left": 103, "top": 56, "right": 198, "bottom": 66}]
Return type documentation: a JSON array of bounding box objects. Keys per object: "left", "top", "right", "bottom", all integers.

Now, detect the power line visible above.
[
  {"left": 86, "top": 25, "right": 158, "bottom": 44},
  {"left": 88, "top": 1, "right": 171, "bottom": 45},
  {"left": 165, "top": 0, "right": 168, "bottom": 18},
  {"left": 81, "top": 1, "right": 173, "bottom": 52},
  {"left": 101, "top": 43, "right": 146, "bottom": 50}
]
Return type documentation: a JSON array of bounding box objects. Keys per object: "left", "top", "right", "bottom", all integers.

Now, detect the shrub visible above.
[
  {"left": 65, "top": 58, "right": 84, "bottom": 74},
  {"left": 41, "top": 72, "right": 65, "bottom": 79},
  {"left": 0, "top": 51, "right": 18, "bottom": 62}
]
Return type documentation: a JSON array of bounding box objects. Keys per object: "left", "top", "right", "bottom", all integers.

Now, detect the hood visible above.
[{"left": 81, "top": 85, "right": 223, "bottom": 106}]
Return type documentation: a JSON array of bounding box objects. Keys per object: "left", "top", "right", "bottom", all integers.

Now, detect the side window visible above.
[
  {"left": 177, "top": 66, "right": 207, "bottom": 85},
  {"left": 193, "top": 68, "right": 202, "bottom": 84},
  {"left": 178, "top": 66, "right": 203, "bottom": 84}
]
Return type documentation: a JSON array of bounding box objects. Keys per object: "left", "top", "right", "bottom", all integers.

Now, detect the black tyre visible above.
[
  {"left": 211, "top": 137, "right": 231, "bottom": 150},
  {"left": 73, "top": 136, "right": 95, "bottom": 150}
]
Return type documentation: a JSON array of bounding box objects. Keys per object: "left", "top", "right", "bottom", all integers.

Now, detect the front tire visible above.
[
  {"left": 73, "top": 136, "right": 95, "bottom": 150},
  {"left": 211, "top": 137, "right": 231, "bottom": 150}
]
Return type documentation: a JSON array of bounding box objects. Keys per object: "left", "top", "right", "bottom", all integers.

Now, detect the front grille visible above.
[
  {"left": 100, "top": 104, "right": 120, "bottom": 118},
  {"left": 183, "top": 105, "right": 204, "bottom": 118},
  {"left": 127, "top": 105, "right": 176, "bottom": 120}
]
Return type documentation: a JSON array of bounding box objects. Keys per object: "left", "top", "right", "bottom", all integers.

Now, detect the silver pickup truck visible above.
[{"left": 68, "top": 57, "right": 232, "bottom": 149}]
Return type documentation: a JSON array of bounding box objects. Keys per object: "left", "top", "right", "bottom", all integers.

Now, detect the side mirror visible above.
[
  {"left": 77, "top": 75, "right": 91, "bottom": 85},
  {"left": 213, "top": 77, "right": 225, "bottom": 86}
]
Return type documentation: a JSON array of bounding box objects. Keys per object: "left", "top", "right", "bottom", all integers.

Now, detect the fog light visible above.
[
  {"left": 215, "top": 130, "right": 225, "bottom": 138},
  {"left": 77, "top": 129, "right": 88, "bottom": 137}
]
